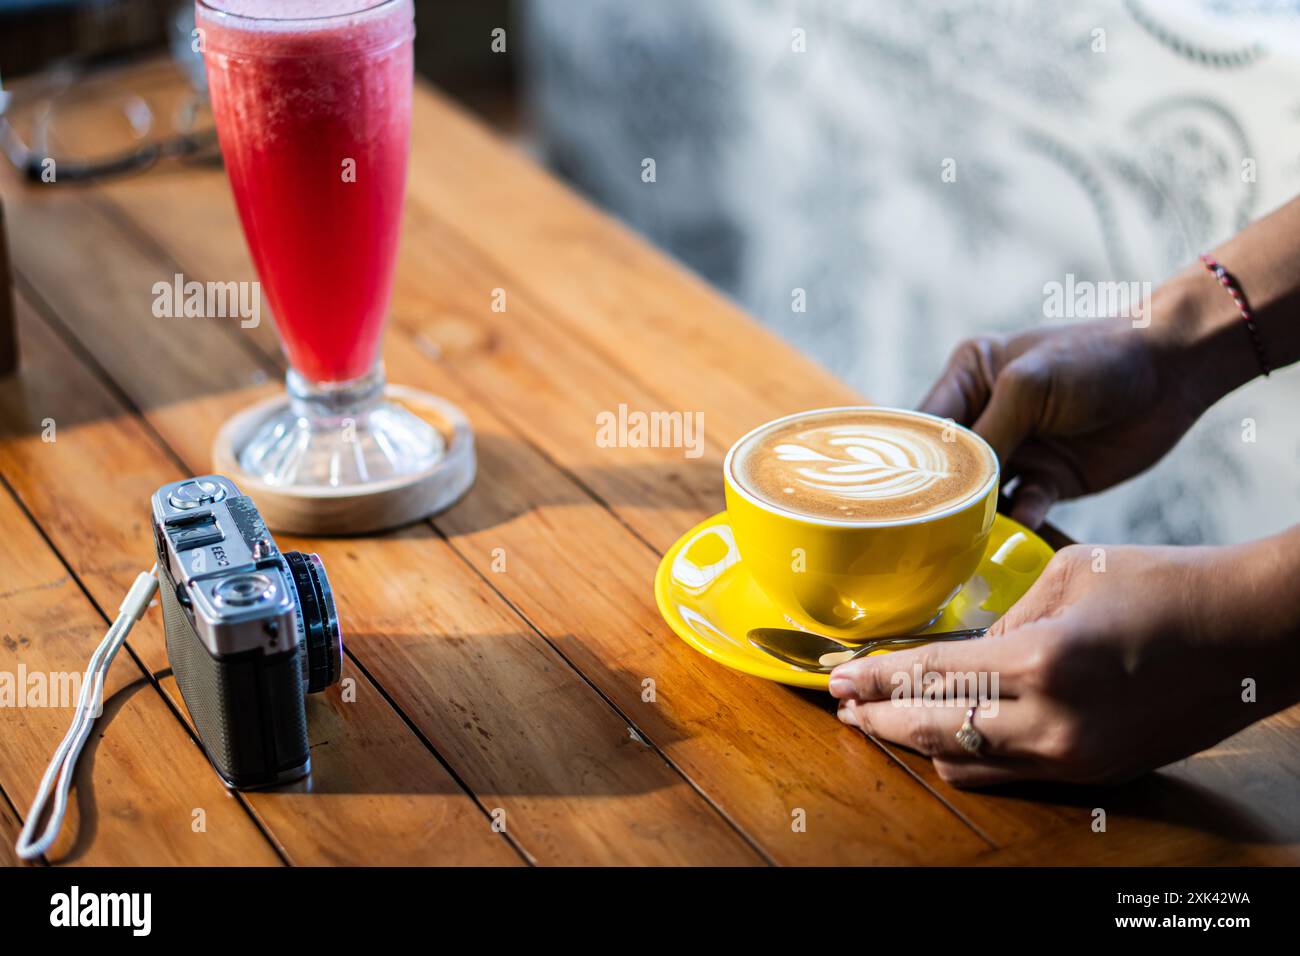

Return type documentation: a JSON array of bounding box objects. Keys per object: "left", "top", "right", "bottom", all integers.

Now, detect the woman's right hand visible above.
[{"left": 919, "top": 298, "right": 1220, "bottom": 529}]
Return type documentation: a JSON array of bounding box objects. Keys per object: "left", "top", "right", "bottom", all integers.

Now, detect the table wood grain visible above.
[{"left": 0, "top": 77, "right": 1296, "bottom": 866}]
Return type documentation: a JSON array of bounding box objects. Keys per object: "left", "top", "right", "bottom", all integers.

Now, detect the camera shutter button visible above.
[{"left": 168, "top": 479, "right": 227, "bottom": 510}]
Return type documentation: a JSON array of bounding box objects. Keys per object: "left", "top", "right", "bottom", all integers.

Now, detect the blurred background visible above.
[{"left": 3, "top": 0, "right": 1299, "bottom": 545}]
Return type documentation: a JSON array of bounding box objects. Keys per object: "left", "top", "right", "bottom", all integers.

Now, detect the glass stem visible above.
[{"left": 287, "top": 362, "right": 386, "bottom": 427}]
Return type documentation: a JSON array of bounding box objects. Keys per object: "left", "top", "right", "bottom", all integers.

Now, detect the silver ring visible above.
[{"left": 955, "top": 707, "right": 985, "bottom": 755}]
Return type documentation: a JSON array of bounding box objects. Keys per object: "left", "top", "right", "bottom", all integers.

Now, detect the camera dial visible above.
[
  {"left": 213, "top": 572, "right": 277, "bottom": 607},
  {"left": 168, "top": 478, "right": 227, "bottom": 510}
]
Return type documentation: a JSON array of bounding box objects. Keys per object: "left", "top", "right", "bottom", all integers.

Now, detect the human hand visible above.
[
  {"left": 827, "top": 537, "right": 1300, "bottom": 787},
  {"left": 919, "top": 310, "right": 1211, "bottom": 529}
]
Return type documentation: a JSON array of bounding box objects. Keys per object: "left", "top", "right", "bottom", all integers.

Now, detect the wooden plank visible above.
[
  {"left": 288, "top": 525, "right": 762, "bottom": 865},
  {"left": 0, "top": 473, "right": 283, "bottom": 866},
  {"left": 0, "top": 297, "right": 522, "bottom": 867},
  {"left": 75, "top": 171, "right": 995, "bottom": 864},
  {"left": 1, "top": 197, "right": 762, "bottom": 866}
]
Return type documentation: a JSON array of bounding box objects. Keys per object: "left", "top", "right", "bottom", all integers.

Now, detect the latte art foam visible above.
[{"left": 733, "top": 409, "right": 995, "bottom": 522}]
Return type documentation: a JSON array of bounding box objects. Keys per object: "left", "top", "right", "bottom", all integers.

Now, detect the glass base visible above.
[{"left": 231, "top": 364, "right": 473, "bottom": 502}]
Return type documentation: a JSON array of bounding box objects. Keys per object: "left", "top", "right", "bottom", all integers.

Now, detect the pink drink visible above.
[{"left": 197, "top": 0, "right": 413, "bottom": 383}]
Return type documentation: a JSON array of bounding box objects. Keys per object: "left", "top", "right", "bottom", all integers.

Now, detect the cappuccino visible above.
[{"left": 731, "top": 408, "right": 995, "bottom": 522}]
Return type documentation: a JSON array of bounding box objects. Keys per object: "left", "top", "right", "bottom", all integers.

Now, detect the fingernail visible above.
[
  {"left": 837, "top": 702, "right": 858, "bottom": 726},
  {"left": 828, "top": 677, "right": 855, "bottom": 698}
]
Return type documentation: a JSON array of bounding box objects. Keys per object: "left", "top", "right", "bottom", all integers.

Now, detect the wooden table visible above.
[{"left": 0, "top": 78, "right": 1297, "bottom": 867}]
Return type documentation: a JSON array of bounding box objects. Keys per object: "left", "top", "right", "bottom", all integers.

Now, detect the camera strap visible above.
[{"left": 14, "top": 566, "right": 159, "bottom": 861}]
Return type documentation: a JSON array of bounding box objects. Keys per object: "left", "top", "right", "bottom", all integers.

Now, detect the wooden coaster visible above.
[{"left": 212, "top": 385, "right": 475, "bottom": 535}]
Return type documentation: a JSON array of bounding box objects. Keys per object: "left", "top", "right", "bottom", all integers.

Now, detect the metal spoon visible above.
[{"left": 747, "top": 626, "right": 988, "bottom": 673}]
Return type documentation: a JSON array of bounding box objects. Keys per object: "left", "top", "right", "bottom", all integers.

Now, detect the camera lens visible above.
[{"left": 282, "top": 551, "right": 343, "bottom": 693}]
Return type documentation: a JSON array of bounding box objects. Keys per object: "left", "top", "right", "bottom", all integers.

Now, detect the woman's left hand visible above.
[{"left": 828, "top": 536, "right": 1300, "bottom": 787}]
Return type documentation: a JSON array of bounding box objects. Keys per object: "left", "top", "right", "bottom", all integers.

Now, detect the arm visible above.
[
  {"left": 920, "top": 193, "right": 1300, "bottom": 528},
  {"left": 1168, "top": 194, "right": 1300, "bottom": 405}
]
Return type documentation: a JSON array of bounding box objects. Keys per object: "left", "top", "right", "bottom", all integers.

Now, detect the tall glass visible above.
[{"left": 198, "top": 0, "right": 471, "bottom": 515}]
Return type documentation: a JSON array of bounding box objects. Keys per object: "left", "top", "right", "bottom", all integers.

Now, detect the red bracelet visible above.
[{"left": 1199, "top": 253, "right": 1271, "bottom": 377}]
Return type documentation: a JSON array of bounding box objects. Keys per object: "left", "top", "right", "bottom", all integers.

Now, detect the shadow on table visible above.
[
  {"left": 996, "top": 766, "right": 1294, "bottom": 845},
  {"left": 777, "top": 683, "right": 1290, "bottom": 846},
  {"left": 235, "top": 639, "right": 699, "bottom": 799}
]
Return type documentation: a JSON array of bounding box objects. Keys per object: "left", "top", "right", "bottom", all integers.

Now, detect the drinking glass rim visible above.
[{"left": 196, "top": 0, "right": 403, "bottom": 26}]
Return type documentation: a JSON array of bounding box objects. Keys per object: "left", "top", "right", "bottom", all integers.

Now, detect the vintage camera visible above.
[{"left": 152, "top": 476, "right": 342, "bottom": 789}]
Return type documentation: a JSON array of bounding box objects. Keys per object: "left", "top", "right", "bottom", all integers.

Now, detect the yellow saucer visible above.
[{"left": 654, "top": 512, "right": 1054, "bottom": 689}]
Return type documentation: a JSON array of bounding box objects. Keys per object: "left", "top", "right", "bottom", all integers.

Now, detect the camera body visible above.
[{"left": 152, "top": 476, "right": 341, "bottom": 789}]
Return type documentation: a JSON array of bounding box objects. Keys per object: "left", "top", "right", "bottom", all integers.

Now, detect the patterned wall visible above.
[{"left": 520, "top": 0, "right": 1300, "bottom": 545}]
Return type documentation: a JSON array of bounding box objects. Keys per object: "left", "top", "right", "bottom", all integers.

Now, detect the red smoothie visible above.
[{"left": 197, "top": 0, "right": 413, "bottom": 383}]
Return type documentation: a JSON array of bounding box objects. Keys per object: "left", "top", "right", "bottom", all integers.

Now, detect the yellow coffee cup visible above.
[{"left": 723, "top": 407, "right": 999, "bottom": 641}]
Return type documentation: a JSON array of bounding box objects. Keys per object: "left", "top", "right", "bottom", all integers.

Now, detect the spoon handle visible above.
[{"left": 848, "top": 626, "right": 988, "bottom": 662}]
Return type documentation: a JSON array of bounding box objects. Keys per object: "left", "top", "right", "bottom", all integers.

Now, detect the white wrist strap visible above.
[{"left": 14, "top": 566, "right": 159, "bottom": 861}]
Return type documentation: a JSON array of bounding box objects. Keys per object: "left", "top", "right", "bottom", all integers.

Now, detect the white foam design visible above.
[{"left": 771, "top": 425, "right": 950, "bottom": 502}]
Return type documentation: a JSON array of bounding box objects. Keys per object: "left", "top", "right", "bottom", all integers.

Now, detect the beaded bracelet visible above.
[{"left": 1199, "top": 253, "right": 1271, "bottom": 377}]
